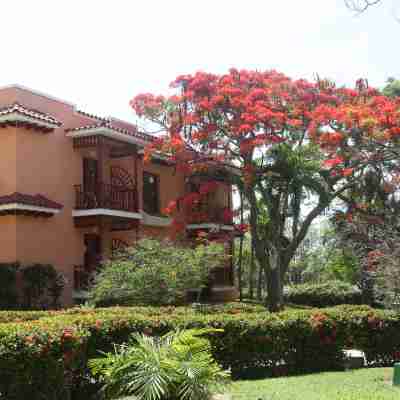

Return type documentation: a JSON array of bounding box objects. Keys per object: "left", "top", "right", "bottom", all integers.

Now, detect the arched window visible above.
[
  {"left": 110, "top": 166, "right": 135, "bottom": 190},
  {"left": 111, "top": 238, "right": 129, "bottom": 255}
]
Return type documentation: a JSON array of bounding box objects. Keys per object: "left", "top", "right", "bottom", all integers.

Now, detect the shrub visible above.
[
  {"left": 21, "top": 263, "right": 66, "bottom": 309},
  {"left": 89, "top": 239, "right": 226, "bottom": 306},
  {"left": 89, "top": 329, "right": 229, "bottom": 400},
  {"left": 0, "top": 309, "right": 50, "bottom": 323},
  {"left": 284, "top": 280, "right": 363, "bottom": 307},
  {"left": 0, "top": 304, "right": 400, "bottom": 399},
  {"left": 0, "top": 263, "right": 19, "bottom": 310}
]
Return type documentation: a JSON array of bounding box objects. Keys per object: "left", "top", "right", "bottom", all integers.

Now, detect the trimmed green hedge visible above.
[
  {"left": 0, "top": 304, "right": 399, "bottom": 399},
  {"left": 284, "top": 281, "right": 363, "bottom": 307}
]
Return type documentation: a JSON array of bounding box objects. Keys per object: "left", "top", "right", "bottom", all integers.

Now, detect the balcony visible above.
[
  {"left": 72, "top": 183, "right": 141, "bottom": 221},
  {"left": 185, "top": 204, "right": 234, "bottom": 232}
]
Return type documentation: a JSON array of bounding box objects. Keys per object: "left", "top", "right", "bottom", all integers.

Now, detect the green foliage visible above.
[
  {"left": 21, "top": 263, "right": 65, "bottom": 309},
  {"left": 288, "top": 225, "right": 361, "bottom": 287},
  {"left": 89, "top": 329, "right": 229, "bottom": 400},
  {"left": 324, "top": 251, "right": 360, "bottom": 284},
  {"left": 89, "top": 239, "right": 226, "bottom": 307},
  {"left": 284, "top": 281, "right": 363, "bottom": 307},
  {"left": 0, "top": 263, "right": 19, "bottom": 309},
  {"left": 383, "top": 77, "right": 400, "bottom": 98},
  {"left": 0, "top": 304, "right": 400, "bottom": 398}
]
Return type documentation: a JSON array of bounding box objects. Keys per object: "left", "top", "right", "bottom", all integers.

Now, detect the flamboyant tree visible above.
[{"left": 131, "top": 69, "right": 400, "bottom": 311}]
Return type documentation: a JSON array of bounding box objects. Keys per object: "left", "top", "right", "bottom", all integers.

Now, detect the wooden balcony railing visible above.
[
  {"left": 74, "top": 183, "right": 137, "bottom": 212},
  {"left": 186, "top": 204, "right": 233, "bottom": 225}
]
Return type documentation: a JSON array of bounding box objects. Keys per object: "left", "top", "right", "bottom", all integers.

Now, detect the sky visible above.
[{"left": 2, "top": 0, "right": 398, "bottom": 123}]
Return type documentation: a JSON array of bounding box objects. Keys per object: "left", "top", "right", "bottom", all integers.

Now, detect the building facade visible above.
[{"left": 0, "top": 85, "right": 237, "bottom": 305}]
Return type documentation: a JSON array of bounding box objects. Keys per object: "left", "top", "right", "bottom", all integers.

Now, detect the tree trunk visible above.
[
  {"left": 266, "top": 265, "right": 283, "bottom": 312},
  {"left": 256, "top": 261, "right": 263, "bottom": 301},
  {"left": 237, "top": 191, "right": 244, "bottom": 301},
  {"left": 264, "top": 248, "right": 289, "bottom": 312},
  {"left": 237, "top": 235, "right": 244, "bottom": 301},
  {"left": 249, "top": 239, "right": 255, "bottom": 299}
]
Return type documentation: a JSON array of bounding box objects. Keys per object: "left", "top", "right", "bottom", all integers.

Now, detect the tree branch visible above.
[{"left": 345, "top": 0, "right": 383, "bottom": 13}]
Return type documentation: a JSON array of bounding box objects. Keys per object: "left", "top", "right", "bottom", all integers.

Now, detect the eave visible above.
[
  {"left": 141, "top": 211, "right": 172, "bottom": 227},
  {"left": 0, "top": 103, "right": 61, "bottom": 132},
  {"left": 186, "top": 223, "right": 235, "bottom": 231},
  {"left": 72, "top": 208, "right": 142, "bottom": 220},
  {"left": 0, "top": 193, "right": 63, "bottom": 217},
  {"left": 66, "top": 124, "right": 152, "bottom": 147}
]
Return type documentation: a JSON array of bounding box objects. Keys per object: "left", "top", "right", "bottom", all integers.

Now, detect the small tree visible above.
[
  {"left": 0, "top": 262, "right": 19, "bottom": 309},
  {"left": 375, "top": 242, "right": 400, "bottom": 309},
  {"left": 131, "top": 70, "right": 400, "bottom": 311},
  {"left": 21, "top": 264, "right": 65, "bottom": 309},
  {"left": 89, "top": 238, "right": 226, "bottom": 306}
]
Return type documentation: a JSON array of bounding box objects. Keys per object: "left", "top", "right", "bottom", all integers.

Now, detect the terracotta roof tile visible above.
[
  {"left": 65, "top": 120, "right": 154, "bottom": 142},
  {"left": 76, "top": 109, "right": 109, "bottom": 123},
  {"left": 0, "top": 103, "right": 62, "bottom": 126},
  {"left": 0, "top": 192, "right": 63, "bottom": 210}
]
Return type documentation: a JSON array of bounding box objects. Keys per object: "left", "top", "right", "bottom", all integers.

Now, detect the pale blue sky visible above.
[{"left": 2, "top": 0, "right": 398, "bottom": 122}]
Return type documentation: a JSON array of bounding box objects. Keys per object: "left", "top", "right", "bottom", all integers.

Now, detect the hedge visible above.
[
  {"left": 284, "top": 281, "right": 363, "bottom": 307},
  {"left": 0, "top": 304, "right": 400, "bottom": 400}
]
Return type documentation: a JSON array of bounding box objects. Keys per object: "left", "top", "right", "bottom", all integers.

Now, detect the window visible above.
[
  {"left": 143, "top": 172, "right": 160, "bottom": 214},
  {"left": 83, "top": 158, "right": 98, "bottom": 191}
]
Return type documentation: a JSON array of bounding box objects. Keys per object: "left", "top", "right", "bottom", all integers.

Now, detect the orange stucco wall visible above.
[
  {"left": 0, "top": 216, "right": 17, "bottom": 262},
  {"left": 12, "top": 92, "right": 89, "bottom": 305},
  {"left": 0, "top": 87, "right": 98, "bottom": 305},
  {"left": 142, "top": 161, "right": 186, "bottom": 213},
  {"left": 0, "top": 126, "right": 17, "bottom": 262}
]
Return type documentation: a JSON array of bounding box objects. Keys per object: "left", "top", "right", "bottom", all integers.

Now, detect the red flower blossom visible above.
[
  {"left": 341, "top": 168, "right": 354, "bottom": 177},
  {"left": 322, "top": 156, "right": 344, "bottom": 169}
]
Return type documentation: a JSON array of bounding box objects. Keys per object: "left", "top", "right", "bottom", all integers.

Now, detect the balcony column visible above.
[
  {"left": 98, "top": 216, "right": 109, "bottom": 261},
  {"left": 136, "top": 150, "right": 144, "bottom": 213},
  {"left": 97, "top": 136, "right": 105, "bottom": 207},
  {"left": 133, "top": 145, "right": 139, "bottom": 212}
]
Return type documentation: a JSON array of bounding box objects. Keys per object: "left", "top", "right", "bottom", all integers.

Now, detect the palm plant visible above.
[{"left": 89, "top": 329, "right": 229, "bottom": 400}]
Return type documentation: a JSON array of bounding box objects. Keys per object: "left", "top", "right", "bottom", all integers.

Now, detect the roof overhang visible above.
[
  {"left": 66, "top": 126, "right": 149, "bottom": 147},
  {"left": 0, "top": 104, "right": 61, "bottom": 131},
  {"left": 72, "top": 208, "right": 142, "bottom": 220},
  {"left": 141, "top": 211, "right": 172, "bottom": 227},
  {"left": 0, "top": 193, "right": 63, "bottom": 217},
  {"left": 186, "top": 223, "right": 234, "bottom": 231},
  {"left": 0, "top": 203, "right": 61, "bottom": 216},
  {"left": 0, "top": 112, "right": 60, "bottom": 130}
]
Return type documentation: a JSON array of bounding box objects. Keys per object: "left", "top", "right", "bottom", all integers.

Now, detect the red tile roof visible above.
[
  {"left": 65, "top": 120, "right": 153, "bottom": 142},
  {"left": 0, "top": 192, "right": 63, "bottom": 210},
  {"left": 0, "top": 103, "right": 62, "bottom": 127},
  {"left": 76, "top": 109, "right": 109, "bottom": 123}
]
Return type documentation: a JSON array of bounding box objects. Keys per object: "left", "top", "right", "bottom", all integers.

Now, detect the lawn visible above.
[{"left": 230, "top": 368, "right": 400, "bottom": 400}]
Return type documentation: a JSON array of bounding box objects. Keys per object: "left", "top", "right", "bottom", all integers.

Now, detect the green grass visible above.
[{"left": 230, "top": 368, "right": 400, "bottom": 400}]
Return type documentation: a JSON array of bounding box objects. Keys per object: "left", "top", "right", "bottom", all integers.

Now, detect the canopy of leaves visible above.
[
  {"left": 132, "top": 70, "right": 400, "bottom": 244},
  {"left": 89, "top": 239, "right": 226, "bottom": 306},
  {"left": 131, "top": 69, "right": 400, "bottom": 311},
  {"left": 383, "top": 78, "right": 400, "bottom": 98}
]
